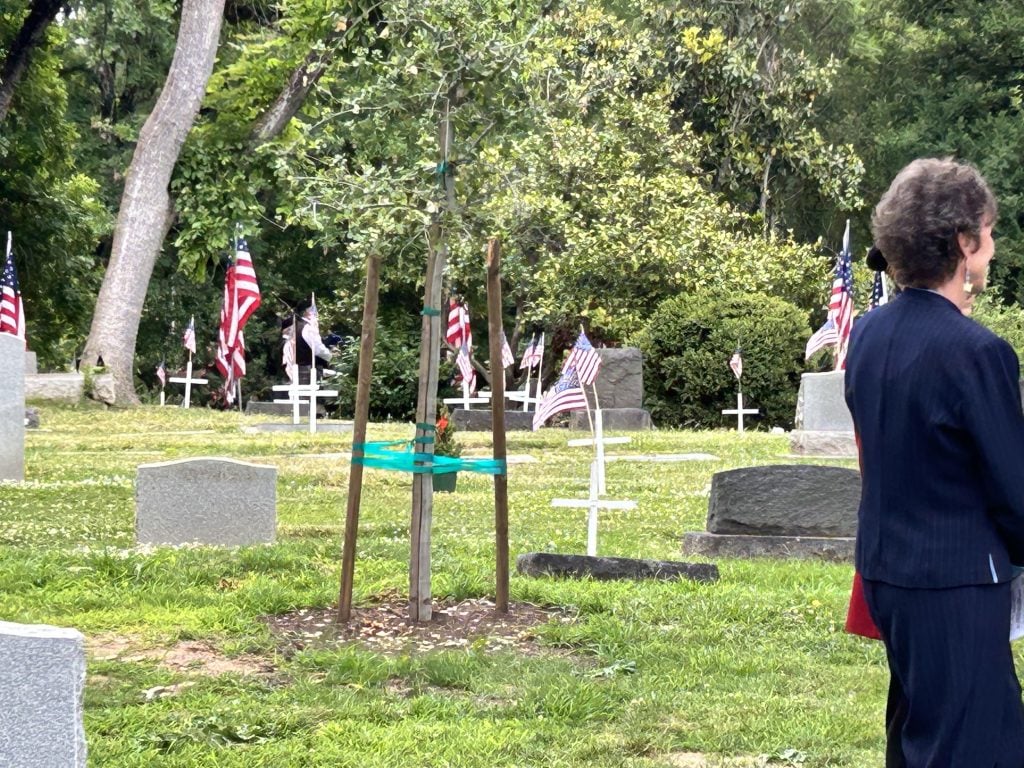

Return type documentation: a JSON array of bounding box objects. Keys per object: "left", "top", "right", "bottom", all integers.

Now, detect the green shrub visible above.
[
  {"left": 972, "top": 293, "right": 1024, "bottom": 361},
  {"left": 635, "top": 291, "right": 809, "bottom": 429}
]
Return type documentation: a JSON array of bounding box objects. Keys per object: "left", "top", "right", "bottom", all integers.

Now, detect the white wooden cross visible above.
[
  {"left": 551, "top": 409, "right": 637, "bottom": 555},
  {"left": 506, "top": 379, "right": 542, "bottom": 412},
  {"left": 442, "top": 380, "right": 489, "bottom": 410},
  {"left": 272, "top": 368, "right": 338, "bottom": 433},
  {"left": 566, "top": 409, "right": 629, "bottom": 494},
  {"left": 168, "top": 358, "right": 208, "bottom": 409},
  {"left": 551, "top": 460, "right": 637, "bottom": 556},
  {"left": 722, "top": 391, "right": 759, "bottom": 433}
]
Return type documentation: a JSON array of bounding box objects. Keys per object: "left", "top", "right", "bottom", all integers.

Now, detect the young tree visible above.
[{"left": 81, "top": 0, "right": 226, "bottom": 403}]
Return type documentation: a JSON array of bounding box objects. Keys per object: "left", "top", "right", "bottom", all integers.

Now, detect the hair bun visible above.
[{"left": 866, "top": 245, "right": 888, "bottom": 272}]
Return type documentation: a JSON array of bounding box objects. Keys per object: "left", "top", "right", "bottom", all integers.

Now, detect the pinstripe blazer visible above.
[{"left": 845, "top": 288, "right": 1024, "bottom": 588}]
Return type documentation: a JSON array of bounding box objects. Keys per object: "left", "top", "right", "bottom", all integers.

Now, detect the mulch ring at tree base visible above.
[{"left": 262, "top": 595, "right": 572, "bottom": 656}]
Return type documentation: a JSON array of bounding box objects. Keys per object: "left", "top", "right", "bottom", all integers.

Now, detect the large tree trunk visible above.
[
  {"left": 0, "top": 0, "right": 65, "bottom": 123},
  {"left": 82, "top": 0, "right": 226, "bottom": 404}
]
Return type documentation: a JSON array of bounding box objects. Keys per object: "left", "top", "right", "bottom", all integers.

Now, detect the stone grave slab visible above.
[
  {"left": 0, "top": 333, "right": 25, "bottom": 481},
  {"left": 24, "top": 407, "right": 39, "bottom": 429},
  {"left": 244, "top": 422, "right": 352, "bottom": 434},
  {"left": 682, "top": 464, "right": 860, "bottom": 562},
  {"left": 568, "top": 408, "right": 653, "bottom": 431},
  {"left": 517, "top": 552, "right": 718, "bottom": 582},
  {"left": 452, "top": 408, "right": 535, "bottom": 432},
  {"left": 136, "top": 457, "right": 277, "bottom": 546},
  {"left": 245, "top": 400, "right": 323, "bottom": 418},
  {"left": 0, "top": 620, "right": 87, "bottom": 767}
]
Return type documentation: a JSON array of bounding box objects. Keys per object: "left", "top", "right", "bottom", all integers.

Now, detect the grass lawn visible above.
[{"left": 1, "top": 403, "right": 904, "bottom": 766}]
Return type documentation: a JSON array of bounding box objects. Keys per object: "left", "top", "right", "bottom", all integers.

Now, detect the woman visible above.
[{"left": 845, "top": 157, "right": 1024, "bottom": 766}]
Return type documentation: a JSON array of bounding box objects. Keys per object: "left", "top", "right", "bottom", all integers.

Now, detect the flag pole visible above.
[
  {"left": 578, "top": 325, "right": 594, "bottom": 434},
  {"left": 521, "top": 340, "right": 533, "bottom": 413}
]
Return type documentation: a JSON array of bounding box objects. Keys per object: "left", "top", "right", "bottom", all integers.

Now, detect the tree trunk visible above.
[
  {"left": 0, "top": 0, "right": 65, "bottom": 124},
  {"left": 82, "top": 0, "right": 226, "bottom": 404}
]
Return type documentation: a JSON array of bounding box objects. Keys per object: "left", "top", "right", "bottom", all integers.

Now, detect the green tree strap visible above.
[
  {"left": 421, "top": 306, "right": 441, "bottom": 316},
  {"left": 415, "top": 423, "right": 436, "bottom": 431},
  {"left": 352, "top": 440, "right": 506, "bottom": 475}
]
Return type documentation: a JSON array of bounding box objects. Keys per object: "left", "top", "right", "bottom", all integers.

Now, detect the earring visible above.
[{"left": 963, "top": 269, "right": 974, "bottom": 295}]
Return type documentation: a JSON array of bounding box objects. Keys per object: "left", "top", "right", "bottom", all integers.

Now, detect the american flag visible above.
[
  {"left": 156, "top": 359, "right": 167, "bottom": 388},
  {"left": 532, "top": 365, "right": 587, "bottom": 430},
  {"left": 565, "top": 330, "right": 601, "bottom": 386},
  {"left": 520, "top": 332, "right": 544, "bottom": 370},
  {"left": 869, "top": 271, "right": 888, "bottom": 311},
  {"left": 500, "top": 331, "right": 515, "bottom": 368},
  {"left": 829, "top": 220, "right": 855, "bottom": 369},
  {"left": 446, "top": 299, "right": 471, "bottom": 348},
  {"left": 215, "top": 235, "right": 262, "bottom": 404},
  {"left": 729, "top": 349, "right": 743, "bottom": 380},
  {"left": 456, "top": 342, "right": 476, "bottom": 392},
  {"left": 182, "top": 315, "right": 197, "bottom": 355},
  {"left": 0, "top": 232, "right": 25, "bottom": 343},
  {"left": 805, "top": 318, "right": 838, "bottom": 360}
]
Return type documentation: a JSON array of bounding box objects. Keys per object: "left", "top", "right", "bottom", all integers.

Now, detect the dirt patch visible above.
[
  {"left": 86, "top": 634, "right": 273, "bottom": 677},
  {"left": 665, "top": 754, "right": 775, "bottom": 768},
  {"left": 262, "top": 594, "right": 570, "bottom": 656}
]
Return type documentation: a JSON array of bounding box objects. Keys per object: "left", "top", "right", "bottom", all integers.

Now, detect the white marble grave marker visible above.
[
  {"left": 0, "top": 621, "right": 87, "bottom": 767},
  {"left": 136, "top": 457, "right": 276, "bottom": 546},
  {"left": 0, "top": 333, "right": 25, "bottom": 481}
]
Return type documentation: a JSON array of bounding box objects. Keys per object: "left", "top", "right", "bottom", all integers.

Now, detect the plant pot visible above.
[{"left": 432, "top": 472, "right": 458, "bottom": 493}]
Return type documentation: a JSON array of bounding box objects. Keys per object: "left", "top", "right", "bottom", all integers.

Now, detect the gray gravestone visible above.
[
  {"left": 569, "top": 408, "right": 653, "bottom": 431},
  {"left": 592, "top": 348, "right": 644, "bottom": 409},
  {"left": 0, "top": 334, "right": 25, "bottom": 481},
  {"left": 24, "top": 350, "right": 37, "bottom": 374},
  {"left": 136, "top": 457, "right": 277, "bottom": 546},
  {"left": 452, "top": 408, "right": 534, "bottom": 432},
  {"left": 516, "top": 552, "right": 718, "bottom": 582},
  {"left": 790, "top": 371, "right": 856, "bottom": 456},
  {"left": 0, "top": 621, "right": 87, "bottom": 767},
  {"left": 682, "top": 464, "right": 860, "bottom": 561}
]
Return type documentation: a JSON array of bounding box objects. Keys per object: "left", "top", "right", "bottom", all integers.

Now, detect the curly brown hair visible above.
[{"left": 871, "top": 158, "right": 997, "bottom": 289}]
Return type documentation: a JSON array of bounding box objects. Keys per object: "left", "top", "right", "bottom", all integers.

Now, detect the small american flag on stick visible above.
[
  {"left": 456, "top": 342, "right": 476, "bottom": 392},
  {"left": 729, "top": 349, "right": 743, "bottom": 380},
  {"left": 215, "top": 234, "right": 262, "bottom": 404},
  {"left": 565, "top": 330, "right": 601, "bottom": 386},
  {"left": 500, "top": 331, "right": 515, "bottom": 368},
  {"left": 0, "top": 232, "right": 25, "bottom": 343},
  {"left": 182, "top": 316, "right": 196, "bottom": 355},
  {"left": 532, "top": 365, "right": 587, "bottom": 430}
]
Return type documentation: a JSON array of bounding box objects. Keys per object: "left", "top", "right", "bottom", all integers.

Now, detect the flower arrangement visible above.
[{"left": 434, "top": 404, "right": 462, "bottom": 458}]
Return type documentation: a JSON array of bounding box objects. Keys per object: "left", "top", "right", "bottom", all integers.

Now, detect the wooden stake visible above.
[
  {"left": 485, "top": 238, "right": 509, "bottom": 614},
  {"left": 338, "top": 252, "right": 381, "bottom": 623}
]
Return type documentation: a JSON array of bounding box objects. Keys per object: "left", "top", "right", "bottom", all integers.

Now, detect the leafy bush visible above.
[
  {"left": 635, "top": 291, "right": 809, "bottom": 429},
  {"left": 972, "top": 293, "right": 1024, "bottom": 361}
]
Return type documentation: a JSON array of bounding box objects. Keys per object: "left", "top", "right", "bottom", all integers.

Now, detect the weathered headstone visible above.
[
  {"left": 136, "top": 457, "right": 277, "bottom": 546},
  {"left": 0, "top": 621, "right": 87, "bottom": 767},
  {"left": 517, "top": 552, "right": 719, "bottom": 582},
  {"left": 24, "top": 407, "right": 39, "bottom": 429},
  {"left": 452, "top": 408, "right": 534, "bottom": 432},
  {"left": 682, "top": 464, "right": 860, "bottom": 561},
  {"left": 0, "top": 333, "right": 25, "bottom": 481},
  {"left": 592, "top": 348, "right": 643, "bottom": 408},
  {"left": 568, "top": 348, "right": 653, "bottom": 429},
  {"left": 789, "top": 371, "right": 856, "bottom": 456}
]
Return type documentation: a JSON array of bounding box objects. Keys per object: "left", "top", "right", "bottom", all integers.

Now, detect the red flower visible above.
[{"left": 437, "top": 416, "right": 449, "bottom": 432}]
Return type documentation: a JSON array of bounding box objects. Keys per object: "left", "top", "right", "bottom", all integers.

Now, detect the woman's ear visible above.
[{"left": 956, "top": 231, "right": 979, "bottom": 257}]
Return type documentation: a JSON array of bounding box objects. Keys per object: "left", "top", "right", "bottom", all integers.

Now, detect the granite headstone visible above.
[
  {"left": 0, "top": 621, "right": 87, "bottom": 767},
  {"left": 683, "top": 464, "right": 861, "bottom": 561},
  {"left": 136, "top": 457, "right": 277, "bottom": 546},
  {"left": 0, "top": 333, "right": 25, "bottom": 481}
]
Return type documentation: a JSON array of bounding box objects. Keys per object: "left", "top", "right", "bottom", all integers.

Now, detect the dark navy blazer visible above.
[{"left": 845, "top": 288, "right": 1024, "bottom": 588}]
